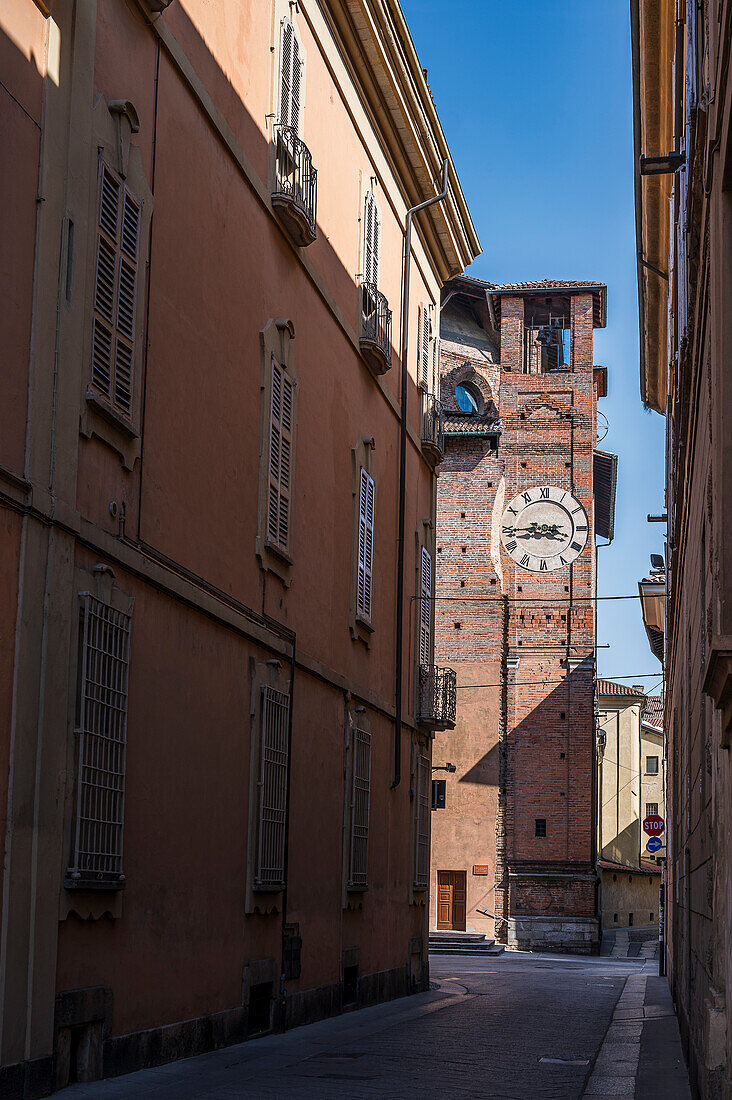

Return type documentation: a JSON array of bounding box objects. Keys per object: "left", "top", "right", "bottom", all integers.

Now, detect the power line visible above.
[
  {"left": 431, "top": 592, "right": 664, "bottom": 603},
  {"left": 456, "top": 671, "right": 665, "bottom": 690}
]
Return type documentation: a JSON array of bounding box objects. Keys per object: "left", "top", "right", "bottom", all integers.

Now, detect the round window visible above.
[{"left": 455, "top": 382, "right": 481, "bottom": 415}]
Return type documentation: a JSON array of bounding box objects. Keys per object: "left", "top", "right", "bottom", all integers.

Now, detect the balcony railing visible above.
[
  {"left": 421, "top": 393, "right": 444, "bottom": 464},
  {"left": 359, "top": 281, "right": 392, "bottom": 374},
  {"left": 418, "top": 664, "right": 457, "bottom": 731},
  {"left": 272, "top": 124, "right": 317, "bottom": 247}
]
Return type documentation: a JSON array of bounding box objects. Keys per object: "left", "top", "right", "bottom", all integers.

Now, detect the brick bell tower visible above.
[{"left": 493, "top": 282, "right": 606, "bottom": 954}]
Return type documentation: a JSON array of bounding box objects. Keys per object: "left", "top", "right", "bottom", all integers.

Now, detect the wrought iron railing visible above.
[
  {"left": 418, "top": 664, "right": 457, "bottom": 730},
  {"left": 421, "top": 393, "right": 444, "bottom": 457},
  {"left": 360, "top": 281, "right": 392, "bottom": 368},
  {"left": 273, "top": 124, "right": 317, "bottom": 239}
]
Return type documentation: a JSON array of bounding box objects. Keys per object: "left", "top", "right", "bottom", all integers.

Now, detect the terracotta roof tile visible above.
[
  {"left": 490, "top": 279, "right": 606, "bottom": 291},
  {"left": 597, "top": 679, "right": 645, "bottom": 697}
]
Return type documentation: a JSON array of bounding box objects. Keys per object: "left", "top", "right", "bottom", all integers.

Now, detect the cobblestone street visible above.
[{"left": 61, "top": 953, "right": 690, "bottom": 1099}]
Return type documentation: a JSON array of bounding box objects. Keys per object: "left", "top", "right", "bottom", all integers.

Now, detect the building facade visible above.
[
  {"left": 429, "top": 275, "right": 615, "bottom": 954},
  {"left": 597, "top": 680, "right": 665, "bottom": 930},
  {"left": 0, "top": 0, "right": 478, "bottom": 1092},
  {"left": 632, "top": 0, "right": 732, "bottom": 1094}
]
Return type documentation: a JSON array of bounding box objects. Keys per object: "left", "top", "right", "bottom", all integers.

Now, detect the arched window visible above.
[{"left": 455, "top": 381, "right": 482, "bottom": 416}]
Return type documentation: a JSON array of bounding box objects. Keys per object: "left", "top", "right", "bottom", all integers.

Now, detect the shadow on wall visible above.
[{"left": 460, "top": 742, "right": 499, "bottom": 786}]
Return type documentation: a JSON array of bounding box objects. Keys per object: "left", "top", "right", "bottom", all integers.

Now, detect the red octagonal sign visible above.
[{"left": 643, "top": 814, "right": 664, "bottom": 836}]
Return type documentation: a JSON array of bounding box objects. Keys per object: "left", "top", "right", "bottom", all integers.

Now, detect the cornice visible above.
[{"left": 322, "top": 0, "right": 481, "bottom": 279}]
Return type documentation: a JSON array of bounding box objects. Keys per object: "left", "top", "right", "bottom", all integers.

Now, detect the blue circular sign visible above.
[{"left": 647, "top": 836, "right": 662, "bottom": 853}]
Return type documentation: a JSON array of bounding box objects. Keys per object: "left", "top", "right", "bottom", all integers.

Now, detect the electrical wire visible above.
[
  {"left": 456, "top": 671, "right": 665, "bottom": 690},
  {"left": 430, "top": 592, "right": 665, "bottom": 603}
]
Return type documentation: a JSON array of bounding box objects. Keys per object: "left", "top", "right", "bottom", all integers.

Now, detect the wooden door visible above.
[{"left": 436, "top": 870, "right": 467, "bottom": 930}]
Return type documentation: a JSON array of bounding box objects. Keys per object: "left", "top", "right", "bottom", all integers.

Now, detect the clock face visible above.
[{"left": 500, "top": 485, "right": 588, "bottom": 572}]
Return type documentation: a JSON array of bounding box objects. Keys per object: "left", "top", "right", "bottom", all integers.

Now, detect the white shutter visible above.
[
  {"left": 68, "top": 594, "right": 131, "bottom": 887},
  {"left": 268, "top": 356, "right": 294, "bottom": 554},
  {"left": 348, "top": 725, "right": 371, "bottom": 889},
  {"left": 413, "top": 752, "right": 430, "bottom": 889},
  {"left": 363, "top": 191, "right": 379, "bottom": 288},
  {"left": 91, "top": 161, "right": 139, "bottom": 416},
  {"left": 280, "top": 19, "right": 301, "bottom": 133},
  {"left": 357, "top": 468, "right": 375, "bottom": 621},
  {"left": 255, "top": 685, "right": 290, "bottom": 888},
  {"left": 419, "top": 546, "right": 432, "bottom": 666},
  {"left": 419, "top": 305, "right": 432, "bottom": 389}
]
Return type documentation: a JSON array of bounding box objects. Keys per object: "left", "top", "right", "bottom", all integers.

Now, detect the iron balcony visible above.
[
  {"left": 359, "top": 281, "right": 392, "bottom": 374},
  {"left": 418, "top": 664, "right": 457, "bottom": 731},
  {"left": 272, "top": 124, "right": 317, "bottom": 247},
  {"left": 421, "top": 393, "right": 444, "bottom": 464}
]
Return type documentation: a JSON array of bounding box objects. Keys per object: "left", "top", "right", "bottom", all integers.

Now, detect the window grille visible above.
[
  {"left": 646, "top": 802, "right": 659, "bottom": 817},
  {"left": 413, "top": 752, "right": 430, "bottom": 888},
  {"left": 419, "top": 546, "right": 432, "bottom": 666},
  {"left": 348, "top": 725, "right": 371, "bottom": 889},
  {"left": 418, "top": 305, "right": 432, "bottom": 389},
  {"left": 67, "top": 594, "right": 131, "bottom": 888},
  {"left": 267, "top": 356, "right": 294, "bottom": 554},
  {"left": 91, "top": 161, "right": 140, "bottom": 416},
  {"left": 357, "top": 468, "right": 375, "bottom": 621},
  {"left": 279, "top": 18, "right": 302, "bottom": 133},
  {"left": 255, "top": 685, "right": 290, "bottom": 889}
]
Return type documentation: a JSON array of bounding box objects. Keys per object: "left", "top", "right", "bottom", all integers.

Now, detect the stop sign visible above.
[{"left": 643, "top": 814, "right": 664, "bottom": 836}]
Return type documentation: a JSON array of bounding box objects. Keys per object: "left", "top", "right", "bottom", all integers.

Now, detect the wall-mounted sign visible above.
[
  {"left": 472, "top": 865, "right": 489, "bottom": 876},
  {"left": 646, "top": 836, "right": 663, "bottom": 853}
]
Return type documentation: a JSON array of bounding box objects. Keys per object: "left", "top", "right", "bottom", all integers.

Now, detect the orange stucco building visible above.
[{"left": 0, "top": 0, "right": 479, "bottom": 1091}]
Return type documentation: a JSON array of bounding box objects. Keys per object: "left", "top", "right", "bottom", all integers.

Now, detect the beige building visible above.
[
  {"left": 597, "top": 680, "right": 665, "bottom": 929},
  {"left": 0, "top": 0, "right": 478, "bottom": 1093},
  {"left": 632, "top": 0, "right": 732, "bottom": 1092}
]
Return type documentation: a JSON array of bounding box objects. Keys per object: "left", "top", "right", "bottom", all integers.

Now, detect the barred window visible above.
[
  {"left": 254, "top": 685, "right": 290, "bottom": 889},
  {"left": 646, "top": 802, "right": 659, "bottom": 817},
  {"left": 347, "top": 725, "right": 371, "bottom": 890},
  {"left": 67, "top": 594, "right": 131, "bottom": 889},
  {"left": 413, "top": 752, "right": 430, "bottom": 889},
  {"left": 91, "top": 161, "right": 140, "bottom": 417}
]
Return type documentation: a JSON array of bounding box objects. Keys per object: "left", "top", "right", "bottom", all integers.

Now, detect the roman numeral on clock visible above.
[
  {"left": 575, "top": 525, "right": 587, "bottom": 532},
  {"left": 522, "top": 492, "right": 532, "bottom": 504},
  {"left": 539, "top": 559, "right": 548, "bottom": 571},
  {"left": 540, "top": 487, "right": 549, "bottom": 499},
  {"left": 506, "top": 541, "right": 517, "bottom": 552},
  {"left": 520, "top": 554, "right": 530, "bottom": 567},
  {"left": 571, "top": 542, "right": 582, "bottom": 552}
]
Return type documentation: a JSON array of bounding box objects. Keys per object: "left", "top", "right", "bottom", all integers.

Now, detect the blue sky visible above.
[{"left": 402, "top": 0, "right": 666, "bottom": 691}]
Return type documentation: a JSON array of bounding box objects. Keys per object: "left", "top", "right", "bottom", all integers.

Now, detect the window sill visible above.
[
  {"left": 356, "top": 614, "right": 375, "bottom": 635},
  {"left": 347, "top": 883, "right": 368, "bottom": 894},
  {"left": 253, "top": 883, "right": 286, "bottom": 893},
  {"left": 64, "top": 875, "right": 125, "bottom": 893},
  {"left": 264, "top": 540, "right": 294, "bottom": 567},
  {"left": 80, "top": 390, "right": 141, "bottom": 471}
]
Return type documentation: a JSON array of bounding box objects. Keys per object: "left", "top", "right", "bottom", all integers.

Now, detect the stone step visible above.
[
  {"left": 429, "top": 943, "right": 505, "bottom": 956},
  {"left": 429, "top": 931, "right": 488, "bottom": 942}
]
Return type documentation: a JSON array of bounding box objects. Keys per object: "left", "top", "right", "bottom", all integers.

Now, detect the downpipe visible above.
[{"left": 392, "top": 159, "right": 449, "bottom": 789}]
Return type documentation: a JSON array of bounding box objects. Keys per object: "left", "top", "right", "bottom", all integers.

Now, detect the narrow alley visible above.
[{"left": 59, "top": 951, "right": 690, "bottom": 1100}]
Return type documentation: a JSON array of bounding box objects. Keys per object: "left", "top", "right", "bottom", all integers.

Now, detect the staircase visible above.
[{"left": 429, "top": 931, "right": 505, "bottom": 956}]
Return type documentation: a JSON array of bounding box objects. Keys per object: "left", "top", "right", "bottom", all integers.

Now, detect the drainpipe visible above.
[{"left": 392, "top": 158, "right": 450, "bottom": 789}]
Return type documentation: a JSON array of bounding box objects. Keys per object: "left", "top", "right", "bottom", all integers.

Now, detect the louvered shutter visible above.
[
  {"left": 268, "top": 356, "right": 294, "bottom": 554},
  {"left": 357, "top": 468, "right": 375, "bottom": 621},
  {"left": 363, "top": 192, "right": 379, "bottom": 288},
  {"left": 419, "top": 305, "right": 432, "bottom": 389},
  {"left": 91, "top": 161, "right": 139, "bottom": 417},
  {"left": 419, "top": 546, "right": 432, "bottom": 666},
  {"left": 414, "top": 752, "right": 430, "bottom": 888},
  {"left": 348, "top": 725, "right": 371, "bottom": 889},
  {"left": 280, "top": 19, "right": 301, "bottom": 133}
]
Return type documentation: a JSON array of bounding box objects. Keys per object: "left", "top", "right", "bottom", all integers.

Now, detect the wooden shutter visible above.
[
  {"left": 363, "top": 191, "right": 379, "bottom": 287},
  {"left": 414, "top": 752, "right": 430, "bottom": 888},
  {"left": 91, "top": 161, "right": 139, "bottom": 417},
  {"left": 256, "top": 686, "right": 290, "bottom": 888},
  {"left": 280, "top": 18, "right": 301, "bottom": 133},
  {"left": 268, "top": 355, "right": 294, "bottom": 554},
  {"left": 419, "top": 305, "right": 432, "bottom": 389},
  {"left": 419, "top": 546, "right": 432, "bottom": 666},
  {"left": 357, "top": 467, "right": 375, "bottom": 621},
  {"left": 348, "top": 725, "right": 371, "bottom": 889},
  {"left": 69, "top": 594, "right": 131, "bottom": 886}
]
